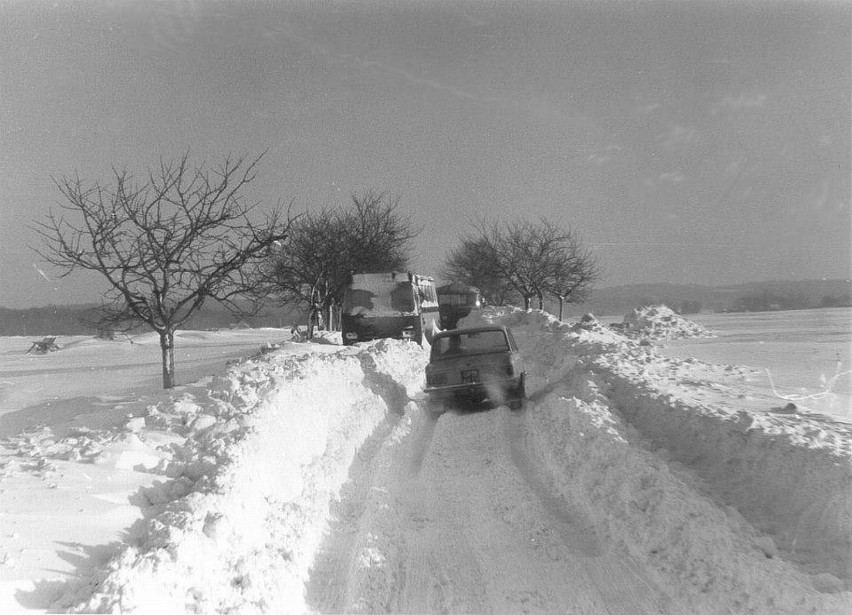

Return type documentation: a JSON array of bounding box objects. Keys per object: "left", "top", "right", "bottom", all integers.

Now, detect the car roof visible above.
[{"left": 432, "top": 325, "right": 510, "bottom": 339}]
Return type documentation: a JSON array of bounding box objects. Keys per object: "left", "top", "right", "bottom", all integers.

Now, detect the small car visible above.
[{"left": 423, "top": 325, "right": 526, "bottom": 411}]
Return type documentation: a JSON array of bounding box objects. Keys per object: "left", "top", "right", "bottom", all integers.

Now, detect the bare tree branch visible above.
[
  {"left": 252, "top": 190, "right": 419, "bottom": 336},
  {"left": 31, "top": 152, "right": 294, "bottom": 388},
  {"left": 444, "top": 217, "right": 599, "bottom": 315}
]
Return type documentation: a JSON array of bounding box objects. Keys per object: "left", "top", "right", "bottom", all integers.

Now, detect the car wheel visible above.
[
  {"left": 426, "top": 398, "right": 446, "bottom": 416},
  {"left": 508, "top": 375, "right": 526, "bottom": 410}
]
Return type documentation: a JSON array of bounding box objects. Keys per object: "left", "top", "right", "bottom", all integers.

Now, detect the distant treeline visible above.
[
  {"left": 0, "top": 304, "right": 103, "bottom": 337},
  {"left": 0, "top": 303, "right": 302, "bottom": 337},
  {"left": 729, "top": 290, "right": 851, "bottom": 313},
  {"left": 2, "top": 279, "right": 850, "bottom": 335},
  {"left": 557, "top": 278, "right": 852, "bottom": 318}
]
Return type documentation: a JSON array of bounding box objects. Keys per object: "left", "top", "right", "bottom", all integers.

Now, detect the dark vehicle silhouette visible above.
[
  {"left": 436, "top": 282, "right": 481, "bottom": 329},
  {"left": 341, "top": 272, "right": 440, "bottom": 345},
  {"left": 423, "top": 325, "right": 526, "bottom": 411}
]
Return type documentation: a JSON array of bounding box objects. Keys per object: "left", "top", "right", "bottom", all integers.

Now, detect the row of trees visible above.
[
  {"left": 444, "top": 219, "right": 600, "bottom": 320},
  {"left": 33, "top": 153, "right": 598, "bottom": 388},
  {"left": 730, "top": 291, "right": 852, "bottom": 312},
  {"left": 249, "top": 190, "right": 417, "bottom": 338},
  {"left": 34, "top": 154, "right": 296, "bottom": 388}
]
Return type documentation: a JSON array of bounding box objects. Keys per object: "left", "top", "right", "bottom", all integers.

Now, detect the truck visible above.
[{"left": 341, "top": 272, "right": 440, "bottom": 345}]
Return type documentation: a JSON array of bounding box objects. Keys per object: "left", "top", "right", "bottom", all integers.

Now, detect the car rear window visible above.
[{"left": 432, "top": 330, "right": 509, "bottom": 358}]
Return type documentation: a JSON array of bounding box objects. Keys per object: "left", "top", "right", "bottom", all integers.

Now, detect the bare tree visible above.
[
  {"left": 256, "top": 190, "right": 418, "bottom": 336},
  {"left": 347, "top": 190, "right": 417, "bottom": 274},
  {"left": 445, "top": 218, "right": 599, "bottom": 315},
  {"left": 545, "top": 235, "right": 601, "bottom": 321},
  {"left": 32, "top": 153, "right": 294, "bottom": 388},
  {"left": 479, "top": 219, "right": 568, "bottom": 310},
  {"left": 442, "top": 236, "right": 518, "bottom": 306}
]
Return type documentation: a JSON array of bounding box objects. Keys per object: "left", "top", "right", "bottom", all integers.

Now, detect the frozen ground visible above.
[
  {"left": 0, "top": 308, "right": 849, "bottom": 613},
  {"left": 657, "top": 308, "right": 851, "bottom": 422},
  {"left": 0, "top": 328, "right": 310, "bottom": 611}
]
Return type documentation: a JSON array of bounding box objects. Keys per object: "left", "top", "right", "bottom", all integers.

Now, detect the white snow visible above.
[
  {"left": 0, "top": 308, "right": 849, "bottom": 613},
  {"left": 611, "top": 304, "right": 715, "bottom": 341},
  {"left": 658, "top": 308, "right": 852, "bottom": 421}
]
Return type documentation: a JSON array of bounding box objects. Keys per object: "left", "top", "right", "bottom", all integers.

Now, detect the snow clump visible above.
[{"left": 612, "top": 304, "right": 714, "bottom": 341}]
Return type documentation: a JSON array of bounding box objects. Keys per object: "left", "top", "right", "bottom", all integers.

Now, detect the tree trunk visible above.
[
  {"left": 537, "top": 292, "right": 544, "bottom": 310},
  {"left": 159, "top": 329, "right": 175, "bottom": 389},
  {"left": 558, "top": 296, "right": 564, "bottom": 321},
  {"left": 308, "top": 303, "right": 324, "bottom": 339},
  {"left": 327, "top": 302, "right": 337, "bottom": 332},
  {"left": 523, "top": 295, "right": 532, "bottom": 311}
]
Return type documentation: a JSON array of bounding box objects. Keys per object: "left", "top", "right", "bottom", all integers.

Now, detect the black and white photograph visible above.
[{"left": 0, "top": 1, "right": 849, "bottom": 612}]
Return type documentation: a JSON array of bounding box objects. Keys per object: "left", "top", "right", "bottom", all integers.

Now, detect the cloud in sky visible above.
[
  {"left": 659, "top": 172, "right": 686, "bottom": 185},
  {"left": 657, "top": 124, "right": 699, "bottom": 150},
  {"left": 586, "top": 145, "right": 623, "bottom": 167},
  {"left": 0, "top": 1, "right": 849, "bottom": 307},
  {"left": 713, "top": 93, "right": 768, "bottom": 114},
  {"left": 636, "top": 102, "right": 662, "bottom": 114},
  {"left": 278, "top": 20, "right": 596, "bottom": 137}
]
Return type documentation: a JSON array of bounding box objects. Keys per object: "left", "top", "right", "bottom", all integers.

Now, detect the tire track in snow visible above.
[
  {"left": 305, "top": 412, "right": 404, "bottom": 613},
  {"left": 308, "top": 405, "right": 491, "bottom": 614},
  {"left": 388, "top": 405, "right": 677, "bottom": 613},
  {"left": 503, "top": 408, "right": 604, "bottom": 558},
  {"left": 309, "top": 398, "right": 679, "bottom": 614},
  {"left": 502, "top": 406, "right": 676, "bottom": 614}
]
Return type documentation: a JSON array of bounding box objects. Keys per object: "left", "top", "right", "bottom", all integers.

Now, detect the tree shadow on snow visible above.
[
  {"left": 15, "top": 540, "right": 124, "bottom": 612},
  {"left": 0, "top": 396, "right": 132, "bottom": 439}
]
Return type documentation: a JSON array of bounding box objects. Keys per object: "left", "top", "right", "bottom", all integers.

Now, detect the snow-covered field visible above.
[
  {"left": 658, "top": 308, "right": 851, "bottom": 421},
  {"left": 0, "top": 308, "right": 849, "bottom": 613}
]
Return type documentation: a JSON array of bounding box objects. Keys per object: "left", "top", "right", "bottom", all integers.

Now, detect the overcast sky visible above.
[{"left": 1, "top": 0, "right": 849, "bottom": 308}]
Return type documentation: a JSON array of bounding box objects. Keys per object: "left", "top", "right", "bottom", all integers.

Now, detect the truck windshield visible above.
[
  {"left": 343, "top": 280, "right": 415, "bottom": 316},
  {"left": 438, "top": 293, "right": 476, "bottom": 306}
]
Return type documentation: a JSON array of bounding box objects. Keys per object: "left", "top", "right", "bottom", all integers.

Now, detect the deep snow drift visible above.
[
  {"left": 0, "top": 308, "right": 849, "bottom": 613},
  {"left": 610, "top": 304, "right": 715, "bottom": 341}
]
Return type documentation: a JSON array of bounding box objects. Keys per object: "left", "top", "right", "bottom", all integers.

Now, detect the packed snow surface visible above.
[{"left": 0, "top": 309, "right": 849, "bottom": 613}]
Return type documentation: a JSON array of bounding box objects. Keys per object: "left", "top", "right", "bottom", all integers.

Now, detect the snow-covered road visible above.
[
  {"left": 306, "top": 406, "right": 674, "bottom": 614},
  {"left": 1, "top": 307, "right": 850, "bottom": 613}
]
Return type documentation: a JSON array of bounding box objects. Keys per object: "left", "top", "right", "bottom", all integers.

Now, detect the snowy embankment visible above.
[
  {"left": 462, "top": 307, "right": 851, "bottom": 612},
  {"left": 49, "top": 337, "right": 428, "bottom": 613},
  {"left": 1, "top": 307, "right": 849, "bottom": 613}
]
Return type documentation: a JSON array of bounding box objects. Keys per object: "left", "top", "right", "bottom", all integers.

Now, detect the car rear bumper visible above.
[{"left": 423, "top": 376, "right": 522, "bottom": 401}]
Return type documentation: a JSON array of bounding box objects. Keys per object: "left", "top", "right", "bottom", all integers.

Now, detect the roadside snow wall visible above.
[
  {"left": 599, "top": 359, "right": 851, "bottom": 581},
  {"left": 66, "top": 339, "right": 427, "bottom": 614},
  {"left": 464, "top": 307, "right": 852, "bottom": 612}
]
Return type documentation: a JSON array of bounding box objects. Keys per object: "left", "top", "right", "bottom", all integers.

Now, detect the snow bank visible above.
[
  {"left": 463, "top": 307, "right": 852, "bottom": 612},
  {"left": 611, "top": 304, "right": 714, "bottom": 341},
  {"left": 58, "top": 339, "right": 428, "bottom": 613},
  {"left": 10, "top": 308, "right": 848, "bottom": 613}
]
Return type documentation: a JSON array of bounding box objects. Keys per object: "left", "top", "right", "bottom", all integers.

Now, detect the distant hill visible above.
[
  {"left": 564, "top": 279, "right": 852, "bottom": 318},
  {"left": 0, "top": 304, "right": 103, "bottom": 337},
  {"left": 0, "top": 302, "right": 301, "bottom": 337}
]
